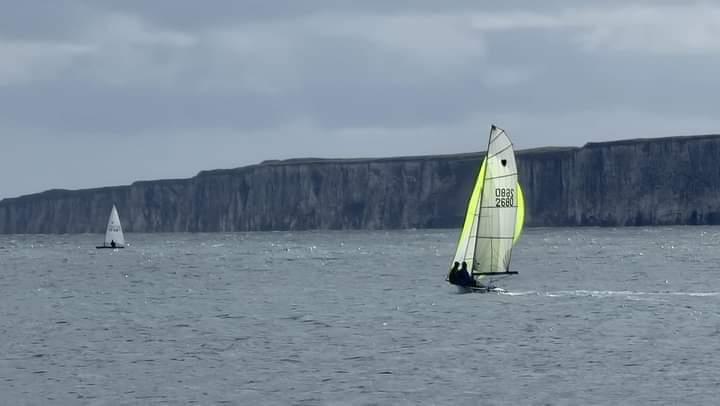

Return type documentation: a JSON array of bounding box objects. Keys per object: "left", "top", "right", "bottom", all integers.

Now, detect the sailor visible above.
[
  {"left": 458, "top": 261, "right": 476, "bottom": 287},
  {"left": 448, "top": 261, "right": 461, "bottom": 284},
  {"left": 110, "top": 240, "right": 116, "bottom": 248}
]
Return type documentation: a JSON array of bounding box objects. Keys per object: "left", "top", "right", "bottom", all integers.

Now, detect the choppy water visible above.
[{"left": 1, "top": 227, "right": 719, "bottom": 405}]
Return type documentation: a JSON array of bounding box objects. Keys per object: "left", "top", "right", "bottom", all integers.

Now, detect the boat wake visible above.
[{"left": 496, "top": 290, "right": 720, "bottom": 298}]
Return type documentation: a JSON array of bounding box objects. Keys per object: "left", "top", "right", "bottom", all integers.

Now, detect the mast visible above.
[{"left": 470, "top": 125, "right": 497, "bottom": 273}]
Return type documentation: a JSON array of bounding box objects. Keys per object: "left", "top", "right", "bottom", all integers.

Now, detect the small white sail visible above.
[{"left": 103, "top": 205, "right": 125, "bottom": 247}]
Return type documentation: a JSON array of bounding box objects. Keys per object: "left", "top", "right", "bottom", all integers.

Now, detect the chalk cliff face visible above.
[{"left": 2, "top": 135, "right": 720, "bottom": 234}]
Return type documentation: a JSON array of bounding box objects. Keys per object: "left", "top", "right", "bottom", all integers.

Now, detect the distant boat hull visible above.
[{"left": 96, "top": 246, "right": 125, "bottom": 249}]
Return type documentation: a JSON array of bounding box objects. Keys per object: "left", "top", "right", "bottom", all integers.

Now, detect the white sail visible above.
[
  {"left": 103, "top": 205, "right": 125, "bottom": 247},
  {"left": 472, "top": 125, "right": 518, "bottom": 275}
]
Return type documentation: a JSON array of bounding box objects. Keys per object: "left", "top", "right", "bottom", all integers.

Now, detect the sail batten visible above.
[
  {"left": 485, "top": 173, "right": 517, "bottom": 181},
  {"left": 486, "top": 144, "right": 514, "bottom": 160}
]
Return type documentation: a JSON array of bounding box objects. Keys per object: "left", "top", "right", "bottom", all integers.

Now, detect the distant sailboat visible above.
[
  {"left": 96, "top": 205, "right": 125, "bottom": 249},
  {"left": 447, "top": 125, "right": 525, "bottom": 292}
]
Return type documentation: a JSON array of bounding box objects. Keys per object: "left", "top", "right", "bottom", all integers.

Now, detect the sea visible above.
[{"left": 1, "top": 227, "right": 719, "bottom": 405}]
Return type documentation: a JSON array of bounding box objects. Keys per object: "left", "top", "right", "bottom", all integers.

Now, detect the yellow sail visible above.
[
  {"left": 514, "top": 183, "right": 525, "bottom": 243},
  {"left": 452, "top": 158, "right": 487, "bottom": 263}
]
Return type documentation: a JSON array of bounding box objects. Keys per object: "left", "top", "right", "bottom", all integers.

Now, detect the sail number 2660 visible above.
[{"left": 495, "top": 188, "right": 514, "bottom": 208}]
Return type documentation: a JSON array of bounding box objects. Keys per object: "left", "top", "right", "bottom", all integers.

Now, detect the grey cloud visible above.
[
  {"left": 80, "top": 0, "right": 577, "bottom": 29},
  {"left": 2, "top": 2, "right": 719, "bottom": 135},
  {"left": 0, "top": 81, "right": 295, "bottom": 133},
  {"left": 1, "top": 1, "right": 719, "bottom": 198},
  {"left": 0, "top": 1, "right": 91, "bottom": 40}
]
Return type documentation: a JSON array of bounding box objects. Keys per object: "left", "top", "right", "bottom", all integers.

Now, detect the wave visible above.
[{"left": 497, "top": 290, "right": 720, "bottom": 298}]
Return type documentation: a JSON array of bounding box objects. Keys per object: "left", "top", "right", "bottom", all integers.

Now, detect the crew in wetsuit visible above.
[
  {"left": 110, "top": 240, "right": 116, "bottom": 248},
  {"left": 448, "top": 261, "right": 476, "bottom": 287},
  {"left": 458, "top": 261, "right": 476, "bottom": 287},
  {"left": 448, "top": 261, "right": 461, "bottom": 284}
]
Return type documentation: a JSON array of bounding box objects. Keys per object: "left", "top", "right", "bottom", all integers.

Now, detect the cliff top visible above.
[
  {"left": 583, "top": 133, "right": 720, "bottom": 148},
  {"left": 255, "top": 146, "right": 577, "bottom": 166},
  {"left": 4, "top": 134, "right": 720, "bottom": 204}
]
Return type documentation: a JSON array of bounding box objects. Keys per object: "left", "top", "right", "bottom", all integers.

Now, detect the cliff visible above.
[{"left": 2, "top": 134, "right": 720, "bottom": 234}]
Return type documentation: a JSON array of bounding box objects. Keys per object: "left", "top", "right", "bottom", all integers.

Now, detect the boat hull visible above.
[
  {"left": 96, "top": 246, "right": 125, "bottom": 249},
  {"left": 469, "top": 286, "right": 506, "bottom": 294},
  {"left": 450, "top": 282, "right": 503, "bottom": 294}
]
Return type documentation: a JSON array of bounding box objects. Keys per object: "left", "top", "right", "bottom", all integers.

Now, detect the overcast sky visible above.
[{"left": 2, "top": 1, "right": 720, "bottom": 198}]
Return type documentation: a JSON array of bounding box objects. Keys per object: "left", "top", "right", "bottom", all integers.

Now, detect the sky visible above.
[{"left": 2, "top": 0, "right": 720, "bottom": 199}]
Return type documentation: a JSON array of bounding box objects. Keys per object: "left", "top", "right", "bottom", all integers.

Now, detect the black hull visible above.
[
  {"left": 96, "top": 246, "right": 125, "bottom": 249},
  {"left": 471, "top": 271, "right": 519, "bottom": 276},
  {"left": 447, "top": 280, "right": 493, "bottom": 290},
  {"left": 452, "top": 284, "right": 505, "bottom": 294},
  {"left": 447, "top": 278, "right": 504, "bottom": 293}
]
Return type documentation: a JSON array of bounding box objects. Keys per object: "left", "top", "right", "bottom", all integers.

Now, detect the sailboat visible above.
[
  {"left": 448, "top": 125, "right": 525, "bottom": 292},
  {"left": 96, "top": 205, "right": 126, "bottom": 249}
]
